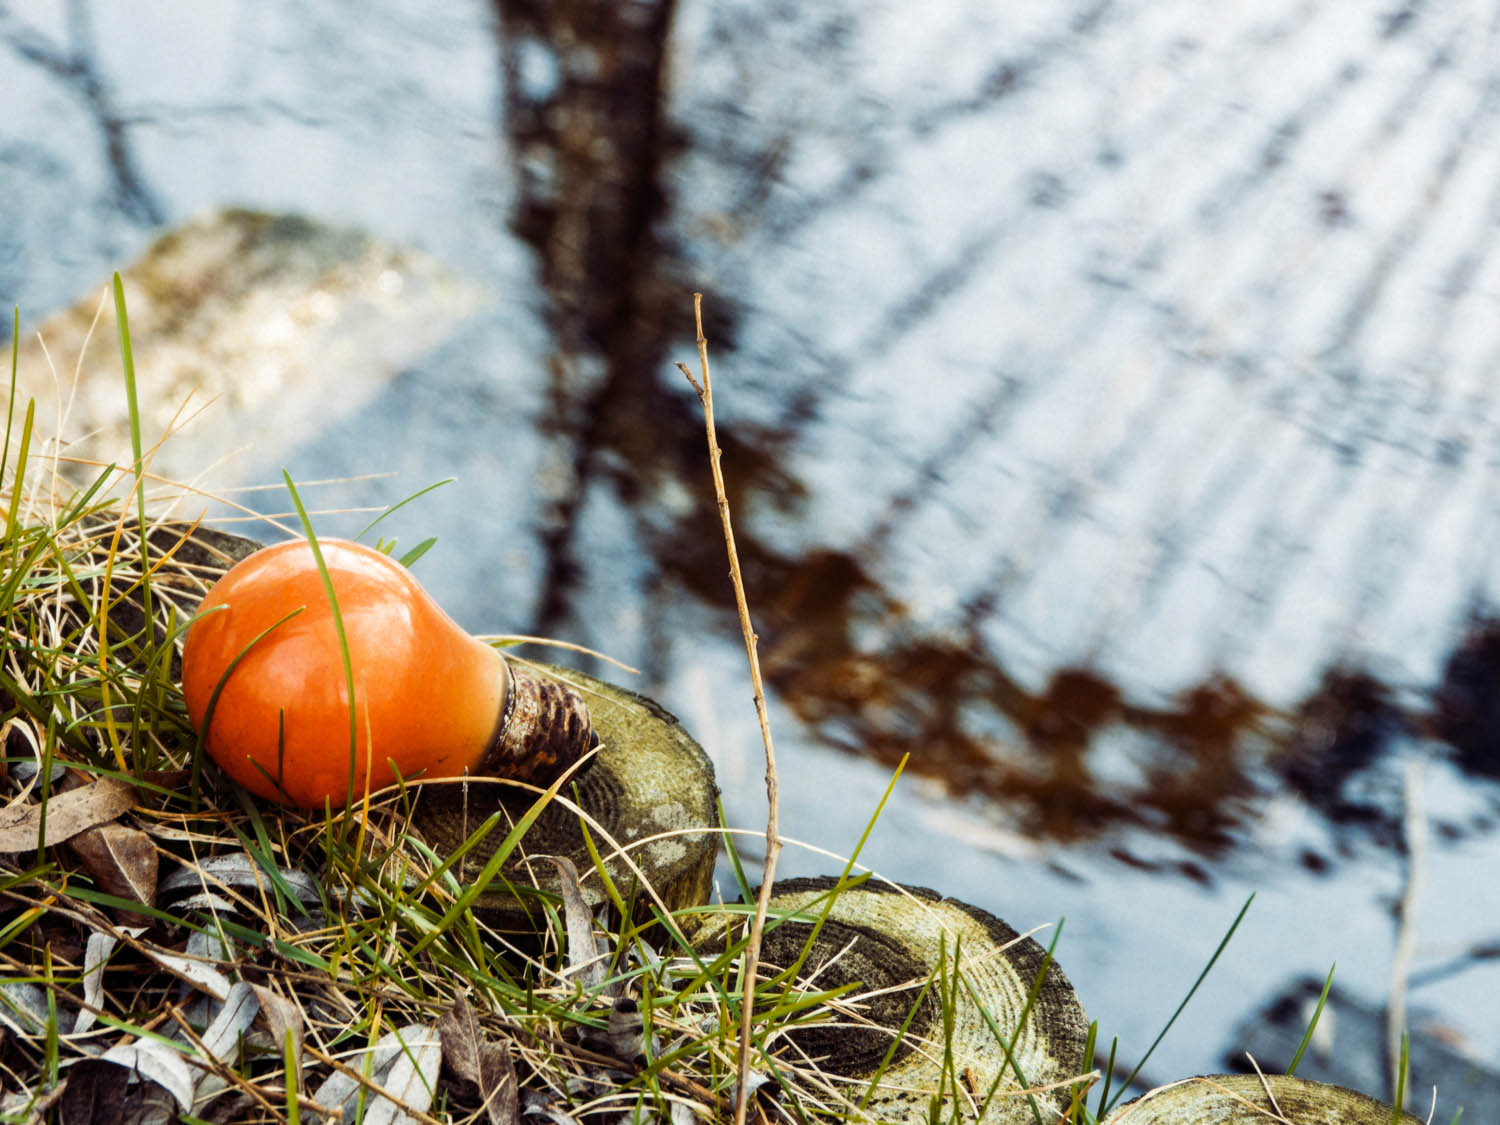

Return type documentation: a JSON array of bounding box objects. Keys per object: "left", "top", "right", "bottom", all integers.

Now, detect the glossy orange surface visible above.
[{"left": 181, "top": 539, "right": 506, "bottom": 807}]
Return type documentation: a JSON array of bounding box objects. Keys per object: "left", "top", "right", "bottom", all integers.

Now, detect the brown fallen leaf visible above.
[
  {"left": 545, "top": 856, "right": 606, "bottom": 989},
  {"left": 59, "top": 1056, "right": 132, "bottom": 1124},
  {"left": 138, "top": 768, "right": 192, "bottom": 791},
  {"left": 580, "top": 995, "right": 650, "bottom": 1064},
  {"left": 70, "top": 823, "right": 158, "bottom": 911},
  {"left": 437, "top": 993, "right": 520, "bottom": 1125},
  {"left": 252, "top": 983, "right": 304, "bottom": 1068},
  {"left": 0, "top": 777, "right": 137, "bottom": 853}
]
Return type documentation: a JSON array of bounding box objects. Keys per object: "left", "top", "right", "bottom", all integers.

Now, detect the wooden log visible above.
[
  {"left": 406, "top": 662, "right": 720, "bottom": 933},
  {"left": 692, "top": 875, "right": 1091, "bottom": 1123},
  {"left": 1115, "top": 1074, "right": 1425, "bottom": 1123}
]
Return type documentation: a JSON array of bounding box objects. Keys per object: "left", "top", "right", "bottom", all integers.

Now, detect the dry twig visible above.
[{"left": 677, "top": 292, "right": 782, "bottom": 1125}]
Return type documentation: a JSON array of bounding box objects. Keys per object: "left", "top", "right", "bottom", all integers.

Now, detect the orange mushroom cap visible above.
[{"left": 181, "top": 538, "right": 507, "bottom": 807}]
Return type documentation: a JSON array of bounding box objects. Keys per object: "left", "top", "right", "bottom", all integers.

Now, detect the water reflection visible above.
[
  {"left": 9, "top": 0, "right": 1500, "bottom": 877},
  {"left": 12, "top": 0, "right": 1500, "bottom": 1104},
  {"left": 1434, "top": 617, "right": 1500, "bottom": 779},
  {"left": 479, "top": 0, "right": 1500, "bottom": 869}
]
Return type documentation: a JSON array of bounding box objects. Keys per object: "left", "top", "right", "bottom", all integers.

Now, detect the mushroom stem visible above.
[{"left": 479, "top": 658, "right": 596, "bottom": 785}]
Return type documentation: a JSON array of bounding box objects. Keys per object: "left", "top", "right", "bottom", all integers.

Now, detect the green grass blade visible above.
[
  {"left": 3, "top": 307, "right": 18, "bottom": 511},
  {"left": 35, "top": 713, "right": 57, "bottom": 867},
  {"left": 283, "top": 470, "right": 359, "bottom": 816},
  {"left": 770, "top": 756, "right": 906, "bottom": 990},
  {"left": 1093, "top": 1036, "right": 1119, "bottom": 1118},
  {"left": 42, "top": 946, "right": 58, "bottom": 1086},
  {"left": 1075, "top": 1020, "right": 1099, "bottom": 1122},
  {"left": 396, "top": 536, "right": 438, "bottom": 568},
  {"left": 404, "top": 773, "right": 575, "bottom": 961},
  {"left": 354, "top": 477, "right": 455, "bottom": 542},
  {"left": 1392, "top": 1030, "right": 1409, "bottom": 1122},
  {"left": 1285, "top": 963, "right": 1335, "bottom": 1076},
  {"left": 227, "top": 798, "right": 318, "bottom": 921},
  {"left": 717, "top": 797, "right": 754, "bottom": 905},
  {"left": 965, "top": 920, "right": 1065, "bottom": 1125},
  {"left": 112, "top": 275, "right": 145, "bottom": 493},
  {"left": 1105, "top": 893, "right": 1255, "bottom": 1112},
  {"left": 575, "top": 795, "right": 629, "bottom": 923},
  {"left": 112, "top": 273, "right": 153, "bottom": 626},
  {"left": 284, "top": 1026, "right": 302, "bottom": 1125},
  {"left": 855, "top": 967, "right": 940, "bottom": 1114},
  {"left": 55, "top": 462, "right": 119, "bottom": 527},
  {"left": 190, "top": 604, "right": 305, "bottom": 804},
  {"left": 4, "top": 399, "right": 34, "bottom": 541}
]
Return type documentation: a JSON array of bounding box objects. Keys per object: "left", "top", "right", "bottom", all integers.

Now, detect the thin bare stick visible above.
[{"left": 677, "top": 292, "right": 781, "bottom": 1125}]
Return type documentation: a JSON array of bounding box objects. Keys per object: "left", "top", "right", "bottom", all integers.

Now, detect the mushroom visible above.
[{"left": 180, "top": 538, "right": 592, "bottom": 807}]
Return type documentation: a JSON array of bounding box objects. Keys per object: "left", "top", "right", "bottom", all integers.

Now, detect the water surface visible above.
[{"left": 6, "top": 0, "right": 1500, "bottom": 1112}]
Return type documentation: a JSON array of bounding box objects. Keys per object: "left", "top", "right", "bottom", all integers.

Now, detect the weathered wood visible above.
[
  {"left": 693, "top": 876, "right": 1091, "bottom": 1123},
  {"left": 1115, "top": 1074, "right": 1425, "bottom": 1123},
  {"left": 407, "top": 663, "right": 720, "bottom": 932},
  {"left": 1227, "top": 976, "right": 1500, "bottom": 1112},
  {"left": 9, "top": 209, "right": 483, "bottom": 490}
]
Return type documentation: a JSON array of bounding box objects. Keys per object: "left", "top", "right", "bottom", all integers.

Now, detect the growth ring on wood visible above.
[
  {"left": 692, "top": 876, "right": 1091, "bottom": 1123},
  {"left": 408, "top": 663, "right": 720, "bottom": 933},
  {"left": 1114, "top": 1074, "right": 1426, "bottom": 1123}
]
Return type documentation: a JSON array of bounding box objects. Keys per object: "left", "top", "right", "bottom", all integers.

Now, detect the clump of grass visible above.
[
  {"left": 9, "top": 285, "right": 1355, "bottom": 1125},
  {"left": 0, "top": 290, "right": 1117, "bottom": 1124}
]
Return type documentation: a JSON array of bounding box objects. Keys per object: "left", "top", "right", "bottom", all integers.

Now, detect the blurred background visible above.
[{"left": 6, "top": 0, "right": 1500, "bottom": 1112}]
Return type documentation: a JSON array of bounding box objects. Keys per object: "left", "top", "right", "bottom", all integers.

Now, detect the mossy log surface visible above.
[
  {"left": 693, "top": 876, "right": 1091, "bottom": 1124},
  {"left": 407, "top": 663, "right": 719, "bottom": 932},
  {"left": 1114, "top": 1074, "right": 1426, "bottom": 1123}
]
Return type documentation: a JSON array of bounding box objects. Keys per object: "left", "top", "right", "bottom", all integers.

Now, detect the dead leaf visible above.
[
  {"left": 309, "top": 1024, "right": 436, "bottom": 1125},
  {"left": 545, "top": 856, "right": 606, "bottom": 989},
  {"left": 252, "top": 983, "right": 304, "bottom": 1066},
  {"left": 4, "top": 1084, "right": 64, "bottom": 1120},
  {"left": 521, "top": 1089, "right": 581, "bottom": 1124},
  {"left": 201, "top": 982, "right": 261, "bottom": 1063},
  {"left": 135, "top": 938, "right": 233, "bottom": 1002},
  {"left": 727, "top": 1070, "right": 779, "bottom": 1113},
  {"left": 199, "top": 1091, "right": 257, "bottom": 1124},
  {"left": 0, "top": 979, "right": 50, "bottom": 1035},
  {"left": 437, "top": 993, "right": 519, "bottom": 1125},
  {"left": 70, "top": 823, "right": 158, "bottom": 911},
  {"left": 436, "top": 992, "right": 485, "bottom": 1083},
  {"left": 76, "top": 931, "right": 125, "bottom": 1035},
  {"left": 9, "top": 752, "right": 64, "bottom": 790},
  {"left": 580, "top": 995, "right": 651, "bottom": 1064},
  {"left": 167, "top": 891, "right": 237, "bottom": 914},
  {"left": 193, "top": 983, "right": 263, "bottom": 1110},
  {"left": 363, "top": 1024, "right": 442, "bottom": 1125},
  {"left": 0, "top": 777, "right": 137, "bottom": 853},
  {"left": 117, "top": 1078, "right": 179, "bottom": 1125},
  {"left": 99, "top": 1040, "right": 196, "bottom": 1111},
  {"left": 158, "top": 851, "right": 322, "bottom": 910},
  {"left": 137, "top": 768, "right": 191, "bottom": 790},
  {"left": 59, "top": 1057, "right": 132, "bottom": 1124}
]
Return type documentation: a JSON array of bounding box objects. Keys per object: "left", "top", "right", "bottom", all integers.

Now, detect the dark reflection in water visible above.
[
  {"left": 491, "top": 0, "right": 746, "bottom": 643},
  {"left": 1434, "top": 619, "right": 1500, "bottom": 779},
  {"left": 484, "top": 0, "right": 1500, "bottom": 868},
  {"left": 5, "top": 0, "right": 1497, "bottom": 1104},
  {"left": 17, "top": 0, "right": 1491, "bottom": 871},
  {"left": 1279, "top": 671, "right": 1408, "bottom": 847}
]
